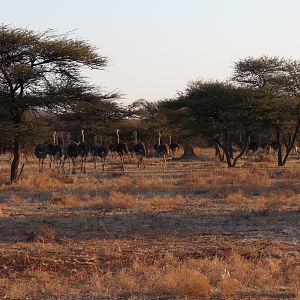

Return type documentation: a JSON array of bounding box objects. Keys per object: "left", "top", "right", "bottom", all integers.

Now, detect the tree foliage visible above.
[
  {"left": 0, "top": 25, "right": 117, "bottom": 182},
  {"left": 233, "top": 56, "right": 300, "bottom": 166}
]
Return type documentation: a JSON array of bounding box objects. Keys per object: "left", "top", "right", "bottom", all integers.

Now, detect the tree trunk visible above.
[
  {"left": 215, "top": 132, "right": 249, "bottom": 168},
  {"left": 181, "top": 142, "right": 198, "bottom": 159},
  {"left": 10, "top": 134, "right": 21, "bottom": 183},
  {"left": 228, "top": 134, "right": 234, "bottom": 159},
  {"left": 275, "top": 126, "right": 284, "bottom": 166},
  {"left": 224, "top": 133, "right": 234, "bottom": 167},
  {"left": 277, "top": 121, "right": 300, "bottom": 166},
  {"left": 213, "top": 142, "right": 224, "bottom": 161}
]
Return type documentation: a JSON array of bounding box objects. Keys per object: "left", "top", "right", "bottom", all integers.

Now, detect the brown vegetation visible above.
[{"left": 0, "top": 150, "right": 299, "bottom": 299}]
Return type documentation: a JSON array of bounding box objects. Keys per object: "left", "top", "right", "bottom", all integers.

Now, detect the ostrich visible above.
[
  {"left": 169, "top": 136, "right": 179, "bottom": 158},
  {"left": 90, "top": 134, "right": 109, "bottom": 170},
  {"left": 247, "top": 141, "right": 259, "bottom": 154},
  {"left": 115, "top": 129, "right": 128, "bottom": 171},
  {"left": 34, "top": 143, "right": 48, "bottom": 172},
  {"left": 133, "top": 131, "right": 146, "bottom": 169},
  {"left": 78, "top": 129, "right": 90, "bottom": 173},
  {"left": 155, "top": 132, "right": 169, "bottom": 171},
  {"left": 65, "top": 133, "right": 79, "bottom": 174},
  {"left": 97, "top": 143, "right": 109, "bottom": 171},
  {"left": 51, "top": 133, "right": 64, "bottom": 173},
  {"left": 108, "top": 136, "right": 116, "bottom": 159},
  {"left": 47, "top": 131, "right": 57, "bottom": 170},
  {"left": 90, "top": 134, "right": 98, "bottom": 169}
]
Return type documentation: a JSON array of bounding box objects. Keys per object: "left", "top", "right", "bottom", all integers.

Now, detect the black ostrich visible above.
[
  {"left": 47, "top": 132, "right": 64, "bottom": 173},
  {"left": 115, "top": 129, "right": 128, "bottom": 171},
  {"left": 155, "top": 132, "right": 169, "bottom": 171},
  {"left": 247, "top": 141, "right": 259, "bottom": 154},
  {"left": 34, "top": 143, "right": 48, "bottom": 172},
  {"left": 78, "top": 129, "right": 90, "bottom": 173},
  {"left": 67, "top": 141, "right": 79, "bottom": 174},
  {"left": 90, "top": 134, "right": 98, "bottom": 169},
  {"left": 132, "top": 131, "right": 146, "bottom": 169},
  {"left": 47, "top": 132, "right": 58, "bottom": 170},
  {"left": 90, "top": 134, "right": 109, "bottom": 170},
  {"left": 108, "top": 138, "right": 116, "bottom": 159},
  {"left": 54, "top": 134, "right": 66, "bottom": 173},
  {"left": 97, "top": 144, "right": 109, "bottom": 171},
  {"left": 169, "top": 136, "right": 179, "bottom": 158}
]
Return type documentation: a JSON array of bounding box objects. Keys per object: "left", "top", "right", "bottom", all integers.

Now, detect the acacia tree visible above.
[
  {"left": 165, "top": 81, "right": 264, "bottom": 167},
  {"left": 233, "top": 56, "right": 300, "bottom": 166},
  {"left": 128, "top": 99, "right": 171, "bottom": 144},
  {"left": 0, "top": 25, "right": 113, "bottom": 182}
]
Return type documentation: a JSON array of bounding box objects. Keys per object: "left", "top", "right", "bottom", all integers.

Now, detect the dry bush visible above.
[
  {"left": 149, "top": 195, "right": 185, "bottom": 211},
  {"left": 2, "top": 279, "right": 39, "bottom": 299},
  {"left": 246, "top": 196, "right": 268, "bottom": 211},
  {"left": 15, "top": 173, "right": 65, "bottom": 191},
  {"left": 159, "top": 266, "right": 211, "bottom": 297},
  {"left": 39, "top": 225, "right": 56, "bottom": 243},
  {"left": 225, "top": 192, "right": 247, "bottom": 205},
  {"left": 104, "top": 192, "right": 185, "bottom": 211},
  {"left": 1, "top": 248, "right": 298, "bottom": 298},
  {"left": 117, "top": 176, "right": 173, "bottom": 194},
  {"left": 114, "top": 270, "right": 140, "bottom": 293},
  {"left": 180, "top": 171, "right": 208, "bottom": 189},
  {"left": 225, "top": 192, "right": 285, "bottom": 213},
  {"left": 216, "top": 168, "right": 271, "bottom": 186},
  {"left": 1, "top": 272, "right": 81, "bottom": 299},
  {"left": 53, "top": 194, "right": 79, "bottom": 206},
  {"left": 220, "top": 277, "right": 240, "bottom": 298},
  {"left": 180, "top": 168, "right": 272, "bottom": 197},
  {"left": 107, "top": 191, "right": 139, "bottom": 209},
  {"left": 106, "top": 253, "right": 212, "bottom": 297}
]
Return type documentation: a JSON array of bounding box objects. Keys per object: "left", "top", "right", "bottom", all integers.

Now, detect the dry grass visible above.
[
  {"left": 0, "top": 151, "right": 299, "bottom": 299},
  {"left": 1, "top": 249, "right": 298, "bottom": 299}
]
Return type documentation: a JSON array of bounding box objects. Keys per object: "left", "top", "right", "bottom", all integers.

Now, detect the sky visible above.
[{"left": 2, "top": 0, "right": 300, "bottom": 103}]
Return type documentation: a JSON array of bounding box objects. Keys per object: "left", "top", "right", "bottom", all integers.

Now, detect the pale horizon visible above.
[{"left": 2, "top": 0, "right": 300, "bottom": 103}]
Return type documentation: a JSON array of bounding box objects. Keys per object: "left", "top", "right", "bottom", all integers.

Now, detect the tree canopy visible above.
[{"left": 0, "top": 25, "right": 118, "bottom": 182}]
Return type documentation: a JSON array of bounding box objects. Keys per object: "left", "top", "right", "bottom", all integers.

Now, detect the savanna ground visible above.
[{"left": 0, "top": 148, "right": 299, "bottom": 299}]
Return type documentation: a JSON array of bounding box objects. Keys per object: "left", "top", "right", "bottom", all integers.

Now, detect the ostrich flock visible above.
[
  {"left": 1, "top": 130, "right": 298, "bottom": 175},
  {"left": 32, "top": 129, "right": 180, "bottom": 174}
]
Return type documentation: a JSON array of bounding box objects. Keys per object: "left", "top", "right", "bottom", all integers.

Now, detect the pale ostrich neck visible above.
[
  {"left": 134, "top": 131, "right": 137, "bottom": 144},
  {"left": 158, "top": 133, "right": 161, "bottom": 145},
  {"left": 81, "top": 130, "right": 85, "bottom": 143},
  {"left": 169, "top": 136, "right": 172, "bottom": 145},
  {"left": 53, "top": 133, "right": 56, "bottom": 144},
  {"left": 116, "top": 132, "right": 120, "bottom": 144}
]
